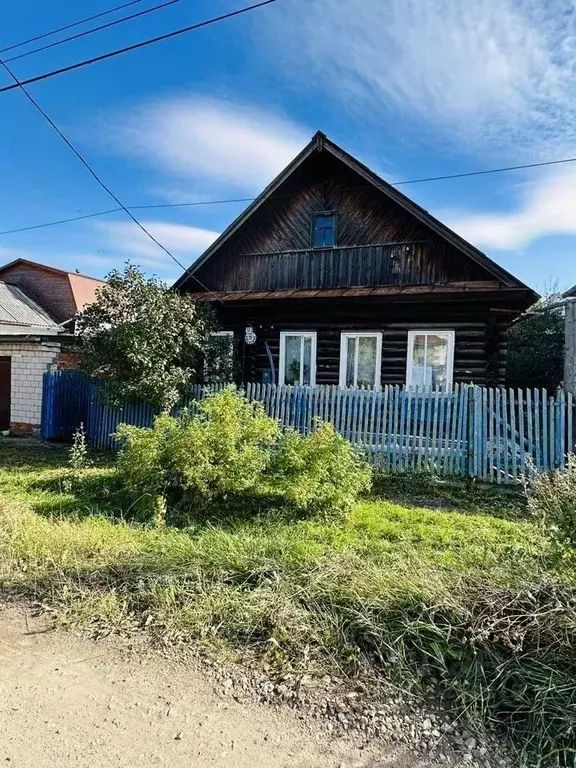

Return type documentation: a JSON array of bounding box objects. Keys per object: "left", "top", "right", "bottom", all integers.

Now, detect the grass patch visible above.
[{"left": 1, "top": 441, "right": 575, "bottom": 766}]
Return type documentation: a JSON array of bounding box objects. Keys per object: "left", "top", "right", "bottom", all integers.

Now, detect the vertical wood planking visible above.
[
  {"left": 43, "top": 374, "right": 573, "bottom": 481},
  {"left": 501, "top": 388, "right": 510, "bottom": 483},
  {"left": 517, "top": 389, "right": 525, "bottom": 478},
  {"left": 541, "top": 389, "right": 549, "bottom": 470},
  {"left": 526, "top": 388, "right": 534, "bottom": 471},
  {"left": 534, "top": 388, "right": 541, "bottom": 470},
  {"left": 509, "top": 388, "right": 517, "bottom": 484}
]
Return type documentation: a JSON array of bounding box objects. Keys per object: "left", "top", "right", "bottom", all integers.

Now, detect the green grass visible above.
[{"left": 0, "top": 440, "right": 575, "bottom": 766}]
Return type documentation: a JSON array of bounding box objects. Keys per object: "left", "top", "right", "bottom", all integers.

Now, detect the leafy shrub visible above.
[
  {"left": 116, "top": 387, "right": 371, "bottom": 523},
  {"left": 268, "top": 422, "right": 371, "bottom": 516},
  {"left": 116, "top": 389, "right": 278, "bottom": 517},
  {"left": 525, "top": 454, "right": 576, "bottom": 553}
]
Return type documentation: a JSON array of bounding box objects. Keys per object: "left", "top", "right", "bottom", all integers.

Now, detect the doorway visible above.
[{"left": 0, "top": 357, "right": 11, "bottom": 431}]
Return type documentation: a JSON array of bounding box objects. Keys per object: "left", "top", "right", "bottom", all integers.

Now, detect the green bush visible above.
[
  {"left": 116, "top": 388, "right": 279, "bottom": 518},
  {"left": 268, "top": 422, "right": 371, "bottom": 516},
  {"left": 525, "top": 454, "right": 576, "bottom": 554},
  {"left": 116, "top": 387, "right": 371, "bottom": 523}
]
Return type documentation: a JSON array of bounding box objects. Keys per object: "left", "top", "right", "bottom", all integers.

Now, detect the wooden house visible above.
[{"left": 175, "top": 132, "right": 538, "bottom": 389}]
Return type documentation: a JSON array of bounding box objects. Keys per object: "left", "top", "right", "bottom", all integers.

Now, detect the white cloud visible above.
[
  {"left": 95, "top": 220, "right": 220, "bottom": 265},
  {"left": 445, "top": 166, "right": 576, "bottom": 249},
  {"left": 110, "top": 96, "right": 309, "bottom": 192},
  {"left": 261, "top": 0, "right": 576, "bottom": 155}
]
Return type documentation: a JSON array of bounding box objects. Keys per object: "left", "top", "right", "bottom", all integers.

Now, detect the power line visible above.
[
  {"left": 393, "top": 155, "right": 576, "bottom": 186},
  {"left": 0, "top": 1, "right": 279, "bottom": 94},
  {"left": 0, "top": 60, "right": 222, "bottom": 298},
  {"left": 3, "top": 153, "right": 576, "bottom": 238},
  {"left": 0, "top": 0, "right": 148, "bottom": 54},
  {"left": 5, "top": 0, "right": 188, "bottom": 65}
]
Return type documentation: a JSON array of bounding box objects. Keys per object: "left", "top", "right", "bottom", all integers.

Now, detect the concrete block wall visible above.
[{"left": 0, "top": 341, "right": 61, "bottom": 432}]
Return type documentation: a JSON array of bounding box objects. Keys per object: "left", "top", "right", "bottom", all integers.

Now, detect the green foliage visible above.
[
  {"left": 115, "top": 388, "right": 370, "bottom": 521},
  {"left": 75, "top": 263, "right": 219, "bottom": 410},
  {"left": 269, "top": 422, "right": 371, "bottom": 516},
  {"left": 69, "top": 423, "right": 91, "bottom": 471},
  {"left": 506, "top": 299, "right": 564, "bottom": 391},
  {"left": 525, "top": 455, "right": 576, "bottom": 555},
  {"left": 116, "top": 388, "right": 280, "bottom": 518}
]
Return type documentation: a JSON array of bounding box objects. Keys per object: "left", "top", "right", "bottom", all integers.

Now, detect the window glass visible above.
[
  {"left": 427, "top": 334, "right": 449, "bottom": 388},
  {"left": 340, "top": 333, "right": 381, "bottom": 388},
  {"left": 357, "top": 335, "right": 377, "bottom": 387},
  {"left": 313, "top": 214, "right": 335, "bottom": 248},
  {"left": 345, "top": 336, "right": 356, "bottom": 387},
  {"left": 281, "top": 333, "right": 316, "bottom": 386},
  {"left": 284, "top": 335, "right": 302, "bottom": 385},
  {"left": 407, "top": 331, "right": 453, "bottom": 390}
]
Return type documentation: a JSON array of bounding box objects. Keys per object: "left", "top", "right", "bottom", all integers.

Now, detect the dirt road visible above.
[{"left": 0, "top": 606, "right": 445, "bottom": 768}]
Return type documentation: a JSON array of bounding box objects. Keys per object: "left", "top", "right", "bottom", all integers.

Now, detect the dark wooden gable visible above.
[{"left": 177, "top": 133, "right": 536, "bottom": 301}]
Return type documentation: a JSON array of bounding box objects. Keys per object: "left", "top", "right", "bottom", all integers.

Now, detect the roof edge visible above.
[{"left": 0, "top": 257, "right": 103, "bottom": 283}]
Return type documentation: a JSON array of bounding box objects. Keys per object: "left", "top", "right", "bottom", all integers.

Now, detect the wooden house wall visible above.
[
  {"left": 193, "top": 153, "right": 492, "bottom": 293},
  {"left": 215, "top": 297, "right": 512, "bottom": 388}
]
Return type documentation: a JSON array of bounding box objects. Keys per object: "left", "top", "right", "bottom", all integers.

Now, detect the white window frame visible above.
[
  {"left": 339, "top": 331, "right": 382, "bottom": 389},
  {"left": 406, "top": 329, "right": 455, "bottom": 391},
  {"left": 279, "top": 331, "right": 317, "bottom": 386}
]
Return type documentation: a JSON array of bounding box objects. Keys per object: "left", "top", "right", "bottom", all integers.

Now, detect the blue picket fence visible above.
[{"left": 41, "top": 371, "right": 574, "bottom": 484}]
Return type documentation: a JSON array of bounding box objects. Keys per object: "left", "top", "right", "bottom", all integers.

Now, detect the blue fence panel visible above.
[{"left": 40, "top": 370, "right": 90, "bottom": 439}]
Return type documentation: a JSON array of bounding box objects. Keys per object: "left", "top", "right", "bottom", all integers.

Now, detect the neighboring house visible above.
[
  {"left": 564, "top": 285, "right": 576, "bottom": 299},
  {"left": 0, "top": 259, "right": 104, "bottom": 434},
  {"left": 175, "top": 132, "right": 538, "bottom": 390}
]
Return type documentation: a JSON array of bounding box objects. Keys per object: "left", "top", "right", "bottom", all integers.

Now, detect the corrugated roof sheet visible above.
[{"left": 0, "top": 282, "right": 58, "bottom": 327}]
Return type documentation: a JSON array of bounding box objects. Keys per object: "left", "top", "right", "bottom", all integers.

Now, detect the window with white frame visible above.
[
  {"left": 339, "top": 332, "right": 382, "bottom": 388},
  {"left": 406, "top": 330, "right": 455, "bottom": 390},
  {"left": 279, "top": 332, "right": 317, "bottom": 386}
]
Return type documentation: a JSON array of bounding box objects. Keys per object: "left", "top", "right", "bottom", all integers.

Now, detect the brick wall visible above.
[
  {"left": 0, "top": 341, "right": 61, "bottom": 433},
  {"left": 0, "top": 264, "right": 76, "bottom": 322}
]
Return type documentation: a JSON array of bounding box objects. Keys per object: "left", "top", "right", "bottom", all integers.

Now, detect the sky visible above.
[{"left": 2, "top": 0, "right": 576, "bottom": 294}]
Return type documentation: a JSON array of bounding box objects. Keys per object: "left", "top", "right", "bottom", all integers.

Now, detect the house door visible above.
[{"left": 0, "top": 357, "right": 11, "bottom": 431}]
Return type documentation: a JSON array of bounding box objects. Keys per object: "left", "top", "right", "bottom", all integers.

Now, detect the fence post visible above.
[{"left": 466, "top": 385, "right": 475, "bottom": 485}]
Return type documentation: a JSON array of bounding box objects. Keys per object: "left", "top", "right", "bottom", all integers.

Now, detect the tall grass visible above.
[{"left": 1, "top": 444, "right": 575, "bottom": 766}]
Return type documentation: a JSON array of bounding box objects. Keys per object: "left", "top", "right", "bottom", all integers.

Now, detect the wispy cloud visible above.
[
  {"left": 262, "top": 0, "right": 576, "bottom": 155},
  {"left": 445, "top": 166, "right": 576, "bottom": 249},
  {"left": 95, "top": 220, "right": 220, "bottom": 265},
  {"left": 108, "top": 96, "right": 309, "bottom": 193}
]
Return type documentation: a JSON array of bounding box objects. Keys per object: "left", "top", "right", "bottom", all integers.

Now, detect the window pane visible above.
[
  {"left": 284, "top": 336, "right": 301, "bottom": 385},
  {"left": 302, "top": 336, "right": 312, "bottom": 385},
  {"left": 427, "top": 334, "right": 448, "bottom": 388},
  {"left": 410, "top": 334, "right": 429, "bottom": 390},
  {"left": 313, "top": 214, "right": 335, "bottom": 247},
  {"left": 346, "top": 336, "right": 356, "bottom": 387},
  {"left": 357, "top": 336, "right": 377, "bottom": 387}
]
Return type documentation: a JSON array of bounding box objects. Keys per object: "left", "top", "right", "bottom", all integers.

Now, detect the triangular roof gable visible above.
[{"left": 174, "top": 132, "right": 536, "bottom": 298}]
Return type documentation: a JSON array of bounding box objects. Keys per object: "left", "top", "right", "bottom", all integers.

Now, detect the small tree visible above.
[
  {"left": 76, "top": 264, "right": 219, "bottom": 410},
  {"left": 506, "top": 296, "right": 564, "bottom": 391}
]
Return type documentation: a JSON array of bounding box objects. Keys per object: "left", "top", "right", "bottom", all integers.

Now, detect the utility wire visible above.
[
  {"left": 5, "top": 0, "right": 188, "bottom": 64},
  {"left": 0, "top": 0, "right": 148, "bottom": 54},
  {"left": 3, "top": 153, "right": 576, "bottom": 238},
  {"left": 0, "top": 58, "right": 221, "bottom": 298},
  {"left": 0, "top": 1, "right": 279, "bottom": 94}
]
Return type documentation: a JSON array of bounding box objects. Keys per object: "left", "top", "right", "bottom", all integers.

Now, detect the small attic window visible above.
[{"left": 312, "top": 212, "right": 336, "bottom": 248}]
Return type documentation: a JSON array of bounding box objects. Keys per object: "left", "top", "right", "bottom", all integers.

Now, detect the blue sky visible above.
[{"left": 2, "top": 0, "right": 576, "bottom": 294}]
